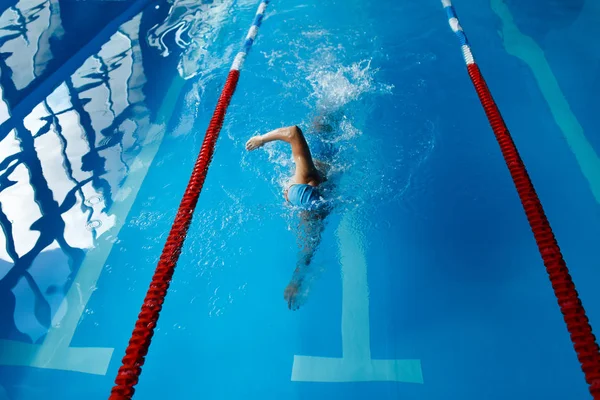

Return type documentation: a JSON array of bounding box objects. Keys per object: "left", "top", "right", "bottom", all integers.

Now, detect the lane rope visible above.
[
  {"left": 440, "top": 0, "right": 600, "bottom": 397},
  {"left": 109, "top": 1, "right": 269, "bottom": 398}
]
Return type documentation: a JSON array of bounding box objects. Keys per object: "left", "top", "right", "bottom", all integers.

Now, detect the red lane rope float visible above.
[
  {"left": 441, "top": 1, "right": 600, "bottom": 396},
  {"left": 109, "top": 69, "right": 240, "bottom": 400},
  {"left": 466, "top": 64, "right": 600, "bottom": 397},
  {"left": 109, "top": 2, "right": 269, "bottom": 397}
]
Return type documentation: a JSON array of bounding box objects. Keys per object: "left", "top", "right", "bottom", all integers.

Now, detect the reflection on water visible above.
[
  {"left": 0, "top": 14, "right": 149, "bottom": 344},
  {"left": 0, "top": 0, "right": 64, "bottom": 124},
  {"left": 147, "top": 0, "right": 234, "bottom": 79}
]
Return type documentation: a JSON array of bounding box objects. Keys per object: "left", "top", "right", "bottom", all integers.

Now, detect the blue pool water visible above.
[{"left": 1, "top": 0, "right": 599, "bottom": 398}]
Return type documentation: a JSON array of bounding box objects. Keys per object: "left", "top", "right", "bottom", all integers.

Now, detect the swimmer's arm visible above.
[
  {"left": 289, "top": 210, "right": 323, "bottom": 285},
  {"left": 260, "top": 126, "right": 300, "bottom": 144},
  {"left": 245, "top": 126, "right": 300, "bottom": 150},
  {"left": 290, "top": 266, "right": 304, "bottom": 284}
]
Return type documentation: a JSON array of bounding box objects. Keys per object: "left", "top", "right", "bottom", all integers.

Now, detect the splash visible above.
[
  {"left": 147, "top": 0, "right": 234, "bottom": 80},
  {"left": 307, "top": 59, "right": 393, "bottom": 113},
  {"left": 238, "top": 35, "right": 397, "bottom": 215}
]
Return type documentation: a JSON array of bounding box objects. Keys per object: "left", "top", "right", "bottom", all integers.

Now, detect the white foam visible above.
[{"left": 307, "top": 59, "right": 392, "bottom": 112}]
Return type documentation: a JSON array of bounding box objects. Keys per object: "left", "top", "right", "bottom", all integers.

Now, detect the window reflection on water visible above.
[
  {"left": 0, "top": 7, "right": 149, "bottom": 344},
  {"left": 0, "top": 0, "right": 234, "bottom": 359}
]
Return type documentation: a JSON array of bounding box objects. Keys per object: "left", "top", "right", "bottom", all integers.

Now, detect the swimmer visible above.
[{"left": 246, "top": 123, "right": 332, "bottom": 310}]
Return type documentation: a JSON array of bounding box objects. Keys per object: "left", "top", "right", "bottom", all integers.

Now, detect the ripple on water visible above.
[{"left": 147, "top": 0, "right": 236, "bottom": 80}]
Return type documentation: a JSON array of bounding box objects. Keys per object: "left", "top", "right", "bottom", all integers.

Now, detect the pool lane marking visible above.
[
  {"left": 490, "top": 0, "right": 600, "bottom": 206},
  {"left": 291, "top": 212, "right": 423, "bottom": 383},
  {"left": 339, "top": 213, "right": 371, "bottom": 362},
  {"left": 0, "top": 76, "right": 185, "bottom": 376}
]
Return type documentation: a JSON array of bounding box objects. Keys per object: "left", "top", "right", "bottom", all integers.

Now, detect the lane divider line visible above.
[
  {"left": 441, "top": 1, "right": 600, "bottom": 398},
  {"left": 109, "top": 2, "right": 269, "bottom": 398},
  {"left": 291, "top": 212, "right": 423, "bottom": 383},
  {"left": 490, "top": 0, "right": 600, "bottom": 206}
]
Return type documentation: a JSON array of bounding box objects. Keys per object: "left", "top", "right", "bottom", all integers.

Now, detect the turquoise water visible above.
[{"left": 0, "top": 0, "right": 599, "bottom": 398}]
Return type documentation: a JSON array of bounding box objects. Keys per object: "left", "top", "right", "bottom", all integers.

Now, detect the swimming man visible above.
[{"left": 246, "top": 124, "right": 330, "bottom": 310}]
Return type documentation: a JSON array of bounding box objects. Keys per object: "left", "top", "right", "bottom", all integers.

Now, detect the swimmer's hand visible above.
[
  {"left": 245, "top": 135, "right": 264, "bottom": 151},
  {"left": 284, "top": 281, "right": 302, "bottom": 311}
]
